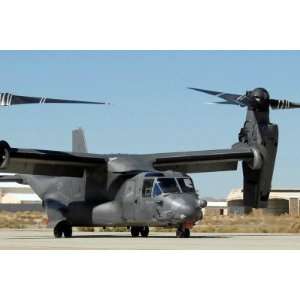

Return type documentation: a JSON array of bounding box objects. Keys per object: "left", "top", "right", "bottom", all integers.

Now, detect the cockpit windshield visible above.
[
  {"left": 142, "top": 175, "right": 195, "bottom": 198},
  {"left": 156, "top": 178, "right": 180, "bottom": 194}
]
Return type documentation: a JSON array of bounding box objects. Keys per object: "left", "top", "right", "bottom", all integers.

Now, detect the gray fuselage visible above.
[{"left": 22, "top": 171, "right": 204, "bottom": 228}]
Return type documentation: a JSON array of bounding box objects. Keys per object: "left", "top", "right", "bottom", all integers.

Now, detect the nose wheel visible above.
[
  {"left": 130, "top": 226, "right": 149, "bottom": 237},
  {"left": 176, "top": 227, "right": 190, "bottom": 238}
]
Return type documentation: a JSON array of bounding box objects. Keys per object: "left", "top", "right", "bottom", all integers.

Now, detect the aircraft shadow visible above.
[
  {"left": 7, "top": 233, "right": 295, "bottom": 240},
  {"left": 70, "top": 234, "right": 230, "bottom": 239}
]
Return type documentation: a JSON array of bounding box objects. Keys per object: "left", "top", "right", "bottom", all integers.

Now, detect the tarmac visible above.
[{"left": 1, "top": 229, "right": 300, "bottom": 249}]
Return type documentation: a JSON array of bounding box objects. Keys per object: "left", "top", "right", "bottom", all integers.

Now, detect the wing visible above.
[
  {"left": 0, "top": 141, "right": 108, "bottom": 177},
  {"left": 0, "top": 140, "right": 256, "bottom": 177},
  {"left": 149, "top": 147, "right": 254, "bottom": 173}
]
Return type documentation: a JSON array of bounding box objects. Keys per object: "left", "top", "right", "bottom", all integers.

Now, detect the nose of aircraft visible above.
[{"left": 171, "top": 196, "right": 202, "bottom": 222}]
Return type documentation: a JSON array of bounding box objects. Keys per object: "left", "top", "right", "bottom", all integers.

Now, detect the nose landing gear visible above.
[
  {"left": 130, "top": 226, "right": 149, "bottom": 237},
  {"left": 176, "top": 227, "right": 190, "bottom": 238},
  {"left": 176, "top": 223, "right": 192, "bottom": 238}
]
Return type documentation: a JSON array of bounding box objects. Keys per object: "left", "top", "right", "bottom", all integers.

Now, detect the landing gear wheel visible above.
[
  {"left": 130, "top": 226, "right": 140, "bottom": 237},
  {"left": 176, "top": 227, "right": 190, "bottom": 238},
  {"left": 54, "top": 225, "right": 63, "bottom": 238},
  {"left": 63, "top": 225, "right": 72, "bottom": 238},
  {"left": 53, "top": 221, "right": 72, "bottom": 238},
  {"left": 140, "top": 226, "right": 149, "bottom": 237},
  {"left": 184, "top": 228, "right": 190, "bottom": 238}
]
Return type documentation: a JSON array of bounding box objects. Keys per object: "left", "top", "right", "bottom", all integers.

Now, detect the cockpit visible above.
[{"left": 142, "top": 173, "right": 195, "bottom": 198}]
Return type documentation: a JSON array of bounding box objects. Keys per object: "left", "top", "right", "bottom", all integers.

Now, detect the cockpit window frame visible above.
[
  {"left": 176, "top": 177, "right": 195, "bottom": 193},
  {"left": 153, "top": 182, "right": 162, "bottom": 197},
  {"left": 142, "top": 178, "right": 155, "bottom": 198},
  {"left": 156, "top": 177, "right": 181, "bottom": 194},
  {"left": 142, "top": 175, "right": 195, "bottom": 198}
]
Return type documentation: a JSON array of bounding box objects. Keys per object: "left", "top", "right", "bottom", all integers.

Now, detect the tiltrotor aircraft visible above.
[{"left": 0, "top": 87, "right": 298, "bottom": 238}]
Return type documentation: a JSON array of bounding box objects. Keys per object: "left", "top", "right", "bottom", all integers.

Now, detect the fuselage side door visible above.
[
  {"left": 123, "top": 178, "right": 138, "bottom": 222},
  {"left": 136, "top": 177, "right": 156, "bottom": 223}
]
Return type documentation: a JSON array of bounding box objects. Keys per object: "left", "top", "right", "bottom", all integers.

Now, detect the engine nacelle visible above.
[
  {"left": 240, "top": 110, "right": 278, "bottom": 209},
  {"left": 0, "top": 140, "right": 10, "bottom": 169}
]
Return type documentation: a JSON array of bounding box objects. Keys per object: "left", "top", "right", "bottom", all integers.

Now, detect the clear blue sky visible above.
[{"left": 0, "top": 50, "right": 300, "bottom": 198}]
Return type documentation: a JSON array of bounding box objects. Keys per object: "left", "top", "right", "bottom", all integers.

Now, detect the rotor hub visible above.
[{"left": 248, "top": 87, "right": 270, "bottom": 111}]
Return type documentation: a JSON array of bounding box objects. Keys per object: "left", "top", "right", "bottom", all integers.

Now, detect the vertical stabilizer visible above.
[{"left": 72, "top": 128, "right": 88, "bottom": 153}]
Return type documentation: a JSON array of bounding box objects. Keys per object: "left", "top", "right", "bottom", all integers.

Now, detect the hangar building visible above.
[
  {"left": 227, "top": 188, "right": 300, "bottom": 216},
  {"left": 202, "top": 200, "right": 227, "bottom": 216},
  {"left": 0, "top": 182, "right": 41, "bottom": 204},
  {"left": 0, "top": 182, "right": 42, "bottom": 212}
]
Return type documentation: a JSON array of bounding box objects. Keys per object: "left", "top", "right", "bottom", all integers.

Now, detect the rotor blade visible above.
[
  {"left": 270, "top": 99, "right": 300, "bottom": 110},
  {"left": 0, "top": 93, "right": 107, "bottom": 106},
  {"left": 212, "top": 101, "right": 238, "bottom": 105},
  {"left": 188, "top": 87, "right": 244, "bottom": 105}
]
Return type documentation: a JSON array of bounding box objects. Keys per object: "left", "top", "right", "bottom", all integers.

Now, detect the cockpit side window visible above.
[
  {"left": 142, "top": 179, "right": 154, "bottom": 197},
  {"left": 177, "top": 178, "right": 195, "bottom": 193}
]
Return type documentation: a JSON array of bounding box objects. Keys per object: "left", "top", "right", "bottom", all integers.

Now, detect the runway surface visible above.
[{"left": 1, "top": 229, "right": 300, "bottom": 249}]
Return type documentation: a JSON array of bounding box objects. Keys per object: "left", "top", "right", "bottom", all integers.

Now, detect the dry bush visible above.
[
  {"left": 75, "top": 226, "right": 128, "bottom": 232},
  {"left": 98, "top": 227, "right": 128, "bottom": 232},
  {"left": 152, "top": 227, "right": 176, "bottom": 232},
  {"left": 0, "top": 211, "right": 47, "bottom": 228},
  {"left": 76, "top": 227, "right": 95, "bottom": 232},
  {"left": 192, "top": 212, "right": 300, "bottom": 233}
]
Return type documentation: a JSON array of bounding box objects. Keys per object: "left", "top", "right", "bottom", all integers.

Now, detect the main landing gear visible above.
[
  {"left": 130, "top": 226, "right": 149, "bottom": 237},
  {"left": 176, "top": 226, "right": 190, "bottom": 238},
  {"left": 54, "top": 221, "right": 73, "bottom": 238}
]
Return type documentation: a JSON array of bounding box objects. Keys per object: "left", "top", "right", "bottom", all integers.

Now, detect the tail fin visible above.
[{"left": 72, "top": 128, "right": 88, "bottom": 153}]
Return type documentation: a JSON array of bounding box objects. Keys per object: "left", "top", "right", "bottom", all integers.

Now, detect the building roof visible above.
[
  {"left": 0, "top": 179, "right": 41, "bottom": 203},
  {"left": 227, "top": 188, "right": 300, "bottom": 201},
  {"left": 207, "top": 201, "right": 227, "bottom": 208},
  {"left": 5, "top": 193, "right": 41, "bottom": 201},
  {"left": 0, "top": 182, "right": 29, "bottom": 188},
  {"left": 0, "top": 193, "right": 41, "bottom": 203}
]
